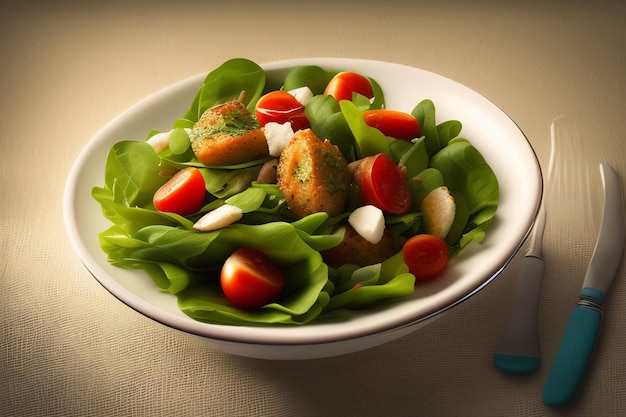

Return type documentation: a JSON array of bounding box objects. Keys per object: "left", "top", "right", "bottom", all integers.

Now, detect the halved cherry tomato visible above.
[
  {"left": 220, "top": 247, "right": 286, "bottom": 310},
  {"left": 255, "top": 90, "right": 310, "bottom": 131},
  {"left": 363, "top": 109, "right": 421, "bottom": 140},
  {"left": 353, "top": 153, "right": 412, "bottom": 215},
  {"left": 153, "top": 167, "right": 205, "bottom": 216},
  {"left": 324, "top": 71, "right": 374, "bottom": 102},
  {"left": 402, "top": 234, "right": 449, "bottom": 281}
]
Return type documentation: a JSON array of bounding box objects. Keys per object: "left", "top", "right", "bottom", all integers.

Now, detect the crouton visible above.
[
  {"left": 276, "top": 129, "right": 350, "bottom": 218},
  {"left": 321, "top": 223, "right": 397, "bottom": 268},
  {"left": 190, "top": 100, "right": 268, "bottom": 166}
]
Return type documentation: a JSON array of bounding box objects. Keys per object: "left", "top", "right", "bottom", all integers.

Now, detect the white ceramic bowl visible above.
[{"left": 64, "top": 58, "right": 542, "bottom": 360}]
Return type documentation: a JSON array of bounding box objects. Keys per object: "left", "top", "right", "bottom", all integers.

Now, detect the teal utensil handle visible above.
[{"left": 542, "top": 288, "right": 605, "bottom": 407}]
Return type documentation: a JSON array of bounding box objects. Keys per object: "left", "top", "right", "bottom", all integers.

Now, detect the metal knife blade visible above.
[{"left": 542, "top": 162, "right": 625, "bottom": 407}]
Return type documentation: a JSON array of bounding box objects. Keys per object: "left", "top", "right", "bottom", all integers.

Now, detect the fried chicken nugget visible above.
[
  {"left": 276, "top": 129, "right": 350, "bottom": 218},
  {"left": 190, "top": 100, "right": 268, "bottom": 166},
  {"left": 321, "top": 223, "right": 397, "bottom": 268}
]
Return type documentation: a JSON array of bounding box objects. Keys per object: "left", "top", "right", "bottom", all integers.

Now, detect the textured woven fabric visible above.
[{"left": 2, "top": 1, "right": 625, "bottom": 416}]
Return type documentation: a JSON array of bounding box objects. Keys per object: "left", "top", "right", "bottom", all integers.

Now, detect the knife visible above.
[
  {"left": 493, "top": 198, "right": 546, "bottom": 374},
  {"left": 493, "top": 120, "right": 559, "bottom": 375},
  {"left": 542, "top": 162, "right": 625, "bottom": 407}
]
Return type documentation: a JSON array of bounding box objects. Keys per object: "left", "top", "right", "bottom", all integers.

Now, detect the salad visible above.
[{"left": 92, "top": 58, "right": 499, "bottom": 326}]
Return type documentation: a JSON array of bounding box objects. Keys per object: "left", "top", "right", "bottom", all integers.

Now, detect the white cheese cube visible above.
[
  {"left": 348, "top": 205, "right": 385, "bottom": 244},
  {"left": 264, "top": 121, "right": 295, "bottom": 157},
  {"left": 288, "top": 86, "right": 314, "bottom": 106}
]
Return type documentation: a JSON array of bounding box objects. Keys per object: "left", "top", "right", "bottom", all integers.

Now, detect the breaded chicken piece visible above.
[
  {"left": 276, "top": 129, "right": 350, "bottom": 218},
  {"left": 190, "top": 100, "right": 268, "bottom": 166},
  {"left": 321, "top": 223, "right": 397, "bottom": 268}
]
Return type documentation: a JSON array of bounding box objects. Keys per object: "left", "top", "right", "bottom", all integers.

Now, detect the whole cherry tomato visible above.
[
  {"left": 402, "top": 234, "right": 449, "bottom": 281},
  {"left": 363, "top": 109, "right": 421, "bottom": 140},
  {"left": 255, "top": 90, "right": 310, "bottom": 131},
  {"left": 153, "top": 167, "right": 206, "bottom": 216},
  {"left": 353, "top": 153, "right": 412, "bottom": 215},
  {"left": 324, "top": 71, "right": 374, "bottom": 102},
  {"left": 220, "top": 247, "right": 286, "bottom": 310}
]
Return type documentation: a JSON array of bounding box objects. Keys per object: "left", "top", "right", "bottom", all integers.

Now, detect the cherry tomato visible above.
[
  {"left": 153, "top": 167, "right": 205, "bottom": 216},
  {"left": 324, "top": 71, "right": 374, "bottom": 102},
  {"left": 363, "top": 109, "right": 421, "bottom": 140},
  {"left": 255, "top": 90, "right": 310, "bottom": 131},
  {"left": 220, "top": 247, "right": 286, "bottom": 310},
  {"left": 353, "top": 153, "right": 412, "bottom": 215},
  {"left": 402, "top": 234, "right": 449, "bottom": 281}
]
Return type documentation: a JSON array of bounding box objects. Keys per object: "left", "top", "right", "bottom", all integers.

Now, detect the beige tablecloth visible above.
[{"left": 2, "top": 1, "right": 625, "bottom": 416}]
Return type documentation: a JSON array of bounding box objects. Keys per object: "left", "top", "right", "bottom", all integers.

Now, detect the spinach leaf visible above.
[
  {"left": 437, "top": 119, "right": 462, "bottom": 148},
  {"left": 323, "top": 273, "right": 415, "bottom": 312},
  {"left": 429, "top": 137, "right": 499, "bottom": 215},
  {"left": 199, "top": 165, "right": 262, "bottom": 199},
  {"left": 102, "top": 140, "right": 165, "bottom": 207},
  {"left": 340, "top": 100, "right": 390, "bottom": 159},
  {"left": 397, "top": 136, "right": 429, "bottom": 178},
  {"left": 179, "top": 58, "right": 265, "bottom": 125},
  {"left": 92, "top": 140, "right": 193, "bottom": 233},
  {"left": 412, "top": 99, "right": 440, "bottom": 157},
  {"left": 283, "top": 65, "right": 335, "bottom": 95},
  {"left": 444, "top": 191, "right": 470, "bottom": 247},
  {"left": 305, "top": 94, "right": 356, "bottom": 161},
  {"left": 367, "top": 76, "right": 386, "bottom": 110},
  {"left": 428, "top": 137, "right": 499, "bottom": 250}
]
